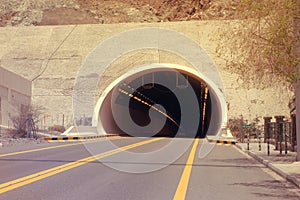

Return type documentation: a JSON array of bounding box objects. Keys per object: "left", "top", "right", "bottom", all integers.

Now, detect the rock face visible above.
[
  {"left": 0, "top": 21, "right": 293, "bottom": 129},
  {"left": 0, "top": 0, "right": 239, "bottom": 27},
  {"left": 0, "top": 0, "right": 78, "bottom": 26}
]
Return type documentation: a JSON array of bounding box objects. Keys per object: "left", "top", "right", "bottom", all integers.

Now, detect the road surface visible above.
[{"left": 0, "top": 136, "right": 299, "bottom": 200}]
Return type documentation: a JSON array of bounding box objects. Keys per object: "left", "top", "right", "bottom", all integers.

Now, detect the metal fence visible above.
[{"left": 264, "top": 115, "right": 297, "bottom": 154}]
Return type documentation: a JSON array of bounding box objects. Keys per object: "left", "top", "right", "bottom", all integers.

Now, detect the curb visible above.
[
  {"left": 208, "top": 139, "right": 236, "bottom": 145},
  {"left": 44, "top": 134, "right": 119, "bottom": 142},
  {"left": 235, "top": 144, "right": 300, "bottom": 188}
]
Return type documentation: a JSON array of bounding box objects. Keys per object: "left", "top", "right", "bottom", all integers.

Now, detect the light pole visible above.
[
  {"left": 296, "top": 0, "right": 300, "bottom": 161},
  {"left": 296, "top": 82, "right": 300, "bottom": 161}
]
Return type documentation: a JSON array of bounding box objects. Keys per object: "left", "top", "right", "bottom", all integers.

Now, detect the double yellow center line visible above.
[
  {"left": 0, "top": 137, "right": 163, "bottom": 194},
  {"left": 1, "top": 137, "right": 202, "bottom": 199}
]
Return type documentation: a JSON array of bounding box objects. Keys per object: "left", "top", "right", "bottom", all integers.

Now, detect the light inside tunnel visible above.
[{"left": 97, "top": 67, "right": 221, "bottom": 138}]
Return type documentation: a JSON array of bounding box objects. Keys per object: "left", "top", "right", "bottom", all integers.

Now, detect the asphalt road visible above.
[{"left": 0, "top": 137, "right": 299, "bottom": 200}]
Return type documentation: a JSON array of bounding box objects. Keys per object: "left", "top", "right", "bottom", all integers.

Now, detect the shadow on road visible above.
[{"left": 230, "top": 180, "right": 299, "bottom": 199}]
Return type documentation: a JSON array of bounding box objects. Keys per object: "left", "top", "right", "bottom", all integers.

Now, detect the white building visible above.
[{"left": 0, "top": 67, "right": 32, "bottom": 128}]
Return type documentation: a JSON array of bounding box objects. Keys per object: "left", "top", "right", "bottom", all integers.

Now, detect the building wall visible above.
[{"left": 0, "top": 67, "right": 32, "bottom": 127}]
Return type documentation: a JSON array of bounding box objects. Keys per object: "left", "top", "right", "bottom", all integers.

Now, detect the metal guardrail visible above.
[{"left": 44, "top": 134, "right": 119, "bottom": 142}]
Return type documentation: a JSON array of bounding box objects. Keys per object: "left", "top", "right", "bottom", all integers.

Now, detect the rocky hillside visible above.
[{"left": 0, "top": 0, "right": 239, "bottom": 26}]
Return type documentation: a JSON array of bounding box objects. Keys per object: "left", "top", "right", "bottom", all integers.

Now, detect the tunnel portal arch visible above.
[{"left": 92, "top": 63, "right": 227, "bottom": 138}]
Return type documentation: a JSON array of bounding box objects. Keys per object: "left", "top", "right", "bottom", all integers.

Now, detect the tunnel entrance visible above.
[{"left": 98, "top": 69, "right": 212, "bottom": 138}]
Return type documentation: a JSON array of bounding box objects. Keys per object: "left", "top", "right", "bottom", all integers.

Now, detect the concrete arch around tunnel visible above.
[{"left": 92, "top": 63, "right": 227, "bottom": 138}]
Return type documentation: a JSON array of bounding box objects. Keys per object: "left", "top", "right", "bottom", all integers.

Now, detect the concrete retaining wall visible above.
[{"left": 0, "top": 21, "right": 293, "bottom": 128}]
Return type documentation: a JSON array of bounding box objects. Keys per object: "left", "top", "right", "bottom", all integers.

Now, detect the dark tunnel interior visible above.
[{"left": 99, "top": 70, "right": 212, "bottom": 138}]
